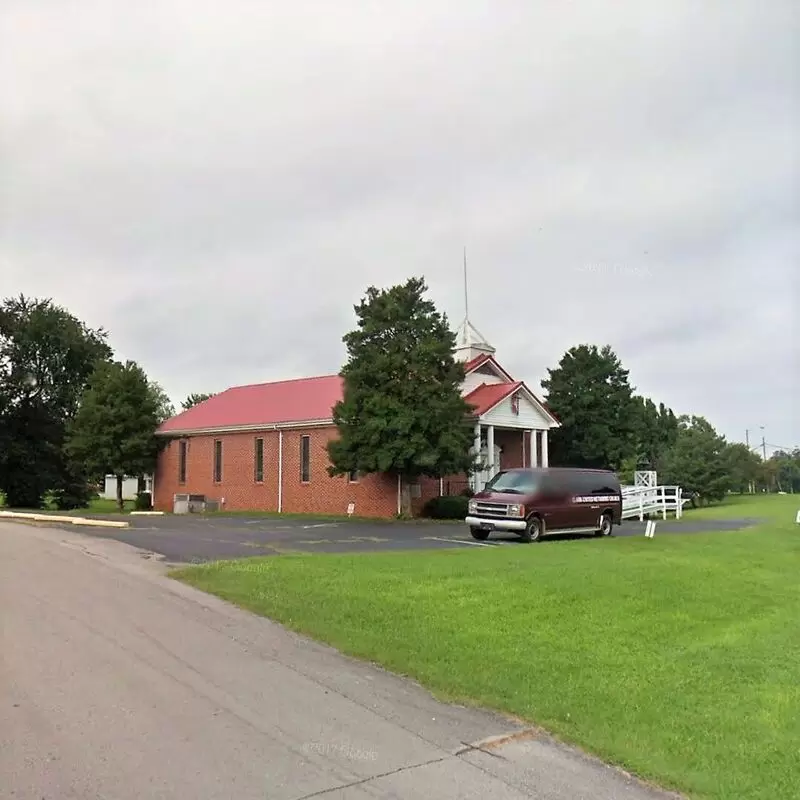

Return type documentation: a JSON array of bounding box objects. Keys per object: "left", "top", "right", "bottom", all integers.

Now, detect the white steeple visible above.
[
  {"left": 453, "top": 317, "right": 496, "bottom": 361},
  {"left": 453, "top": 247, "right": 496, "bottom": 362}
]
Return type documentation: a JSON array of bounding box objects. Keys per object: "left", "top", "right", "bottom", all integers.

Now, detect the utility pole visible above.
[
  {"left": 760, "top": 426, "right": 767, "bottom": 461},
  {"left": 745, "top": 429, "right": 750, "bottom": 450}
]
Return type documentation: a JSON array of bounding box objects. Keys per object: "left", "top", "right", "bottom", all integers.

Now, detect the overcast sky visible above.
[{"left": 2, "top": 1, "right": 798, "bottom": 452}]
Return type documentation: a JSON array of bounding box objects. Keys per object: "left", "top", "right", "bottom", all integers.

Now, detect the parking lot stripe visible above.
[{"left": 426, "top": 536, "right": 495, "bottom": 548}]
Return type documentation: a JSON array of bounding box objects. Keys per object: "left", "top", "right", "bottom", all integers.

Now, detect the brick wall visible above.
[
  {"left": 154, "top": 426, "right": 398, "bottom": 518},
  {"left": 153, "top": 425, "right": 534, "bottom": 517},
  {"left": 495, "top": 429, "right": 526, "bottom": 469}
]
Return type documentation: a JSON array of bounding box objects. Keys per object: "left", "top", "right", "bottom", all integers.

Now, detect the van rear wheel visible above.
[
  {"left": 597, "top": 513, "right": 613, "bottom": 537},
  {"left": 519, "top": 516, "right": 542, "bottom": 543},
  {"left": 470, "top": 527, "right": 490, "bottom": 541}
]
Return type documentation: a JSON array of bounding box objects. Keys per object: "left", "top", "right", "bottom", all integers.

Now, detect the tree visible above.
[
  {"left": 66, "top": 360, "right": 162, "bottom": 511},
  {"left": 327, "top": 277, "right": 477, "bottom": 514},
  {"left": 723, "top": 442, "right": 762, "bottom": 494},
  {"left": 541, "top": 344, "right": 639, "bottom": 470},
  {"left": 660, "top": 415, "right": 731, "bottom": 503},
  {"left": 181, "top": 392, "right": 214, "bottom": 411},
  {"left": 768, "top": 449, "right": 800, "bottom": 493},
  {"left": 150, "top": 382, "right": 175, "bottom": 422},
  {"left": 0, "top": 295, "right": 112, "bottom": 508},
  {"left": 631, "top": 397, "right": 679, "bottom": 472}
]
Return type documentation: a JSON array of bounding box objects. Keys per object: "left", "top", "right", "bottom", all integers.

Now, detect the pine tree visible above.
[
  {"left": 542, "top": 344, "right": 639, "bottom": 470},
  {"left": 327, "top": 277, "right": 476, "bottom": 514}
]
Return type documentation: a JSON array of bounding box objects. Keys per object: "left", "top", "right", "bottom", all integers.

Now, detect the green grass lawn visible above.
[
  {"left": 0, "top": 496, "right": 136, "bottom": 515},
  {"left": 173, "top": 494, "right": 800, "bottom": 800},
  {"left": 680, "top": 492, "right": 796, "bottom": 522}
]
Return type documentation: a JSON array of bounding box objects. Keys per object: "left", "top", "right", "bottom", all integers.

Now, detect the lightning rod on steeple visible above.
[
  {"left": 463, "top": 245, "right": 469, "bottom": 323},
  {"left": 453, "top": 248, "right": 496, "bottom": 360}
]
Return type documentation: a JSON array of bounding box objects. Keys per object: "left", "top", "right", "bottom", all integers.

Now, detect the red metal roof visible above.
[
  {"left": 463, "top": 353, "right": 515, "bottom": 382},
  {"left": 463, "top": 354, "right": 492, "bottom": 373},
  {"left": 157, "top": 375, "right": 344, "bottom": 434},
  {"left": 464, "top": 382, "right": 523, "bottom": 415},
  {"left": 157, "top": 363, "right": 560, "bottom": 435}
]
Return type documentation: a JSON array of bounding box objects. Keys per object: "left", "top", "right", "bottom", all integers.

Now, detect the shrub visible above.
[
  {"left": 51, "top": 482, "right": 93, "bottom": 511},
  {"left": 423, "top": 494, "right": 469, "bottom": 520},
  {"left": 134, "top": 491, "right": 152, "bottom": 511}
]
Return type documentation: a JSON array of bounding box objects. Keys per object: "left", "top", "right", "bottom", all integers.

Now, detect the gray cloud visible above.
[{"left": 2, "top": 0, "right": 798, "bottom": 451}]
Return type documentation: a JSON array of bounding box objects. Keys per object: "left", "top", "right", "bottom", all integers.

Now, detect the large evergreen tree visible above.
[
  {"left": 660, "top": 415, "right": 732, "bottom": 503},
  {"left": 631, "top": 396, "right": 679, "bottom": 470},
  {"left": 66, "top": 360, "right": 162, "bottom": 511},
  {"left": 541, "top": 344, "right": 638, "bottom": 470},
  {"left": 327, "top": 277, "right": 476, "bottom": 514},
  {"left": 0, "top": 295, "right": 112, "bottom": 508}
]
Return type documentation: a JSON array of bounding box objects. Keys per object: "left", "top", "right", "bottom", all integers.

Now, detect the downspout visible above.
[
  {"left": 439, "top": 478, "right": 443, "bottom": 496},
  {"left": 397, "top": 473, "right": 401, "bottom": 516},
  {"left": 277, "top": 429, "right": 283, "bottom": 513}
]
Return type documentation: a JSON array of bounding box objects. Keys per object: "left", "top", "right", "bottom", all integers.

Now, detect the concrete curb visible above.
[{"left": 0, "top": 510, "right": 129, "bottom": 529}]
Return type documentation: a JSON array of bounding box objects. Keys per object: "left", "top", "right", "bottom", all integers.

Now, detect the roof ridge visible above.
[{"left": 225, "top": 373, "right": 342, "bottom": 391}]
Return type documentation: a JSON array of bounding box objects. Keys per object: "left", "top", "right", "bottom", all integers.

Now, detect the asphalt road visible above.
[
  {"left": 59, "top": 513, "right": 761, "bottom": 564},
  {"left": 0, "top": 521, "right": 681, "bottom": 800}
]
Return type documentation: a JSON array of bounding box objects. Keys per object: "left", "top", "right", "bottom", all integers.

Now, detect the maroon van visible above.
[{"left": 465, "top": 467, "right": 623, "bottom": 542}]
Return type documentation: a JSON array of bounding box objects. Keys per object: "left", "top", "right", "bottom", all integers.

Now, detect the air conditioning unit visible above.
[{"left": 173, "top": 493, "right": 210, "bottom": 514}]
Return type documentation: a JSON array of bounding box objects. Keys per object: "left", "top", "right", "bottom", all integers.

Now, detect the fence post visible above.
[
  {"left": 677, "top": 487, "right": 682, "bottom": 519},
  {"left": 639, "top": 492, "right": 644, "bottom": 521}
]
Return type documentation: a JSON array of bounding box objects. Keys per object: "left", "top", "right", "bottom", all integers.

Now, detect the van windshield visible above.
[{"left": 484, "top": 471, "right": 539, "bottom": 495}]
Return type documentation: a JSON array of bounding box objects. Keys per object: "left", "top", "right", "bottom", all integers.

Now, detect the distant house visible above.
[
  {"left": 101, "top": 475, "right": 153, "bottom": 501},
  {"left": 153, "top": 319, "right": 560, "bottom": 518}
]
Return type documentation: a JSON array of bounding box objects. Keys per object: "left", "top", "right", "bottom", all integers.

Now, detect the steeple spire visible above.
[{"left": 453, "top": 247, "right": 496, "bottom": 361}]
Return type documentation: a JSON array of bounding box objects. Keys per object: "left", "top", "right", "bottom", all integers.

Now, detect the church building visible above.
[{"left": 153, "top": 319, "right": 560, "bottom": 517}]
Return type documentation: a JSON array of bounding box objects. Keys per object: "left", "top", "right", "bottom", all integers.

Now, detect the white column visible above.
[
  {"left": 486, "top": 425, "right": 495, "bottom": 476},
  {"left": 472, "top": 423, "right": 482, "bottom": 490},
  {"left": 541, "top": 429, "right": 549, "bottom": 467},
  {"left": 529, "top": 429, "right": 538, "bottom": 468}
]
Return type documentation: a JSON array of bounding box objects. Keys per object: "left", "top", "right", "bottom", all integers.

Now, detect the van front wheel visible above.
[
  {"left": 470, "top": 527, "right": 490, "bottom": 541},
  {"left": 520, "top": 516, "right": 542, "bottom": 543}
]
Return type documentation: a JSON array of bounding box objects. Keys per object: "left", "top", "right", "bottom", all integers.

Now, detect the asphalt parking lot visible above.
[{"left": 51, "top": 513, "right": 762, "bottom": 564}]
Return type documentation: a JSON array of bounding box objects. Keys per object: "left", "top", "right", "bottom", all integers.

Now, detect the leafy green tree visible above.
[
  {"left": 723, "top": 442, "right": 762, "bottom": 494},
  {"left": 769, "top": 449, "right": 800, "bottom": 493},
  {"left": 150, "top": 382, "right": 175, "bottom": 422},
  {"left": 660, "top": 415, "right": 732, "bottom": 503},
  {"left": 541, "top": 344, "right": 639, "bottom": 470},
  {"left": 181, "top": 392, "right": 214, "bottom": 411},
  {"left": 631, "top": 397, "right": 679, "bottom": 471},
  {"left": 66, "top": 360, "right": 162, "bottom": 511},
  {"left": 327, "top": 277, "right": 477, "bottom": 515},
  {"left": 0, "top": 295, "right": 111, "bottom": 508}
]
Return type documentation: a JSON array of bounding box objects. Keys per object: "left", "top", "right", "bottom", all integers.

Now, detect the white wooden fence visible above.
[{"left": 621, "top": 485, "right": 689, "bottom": 520}]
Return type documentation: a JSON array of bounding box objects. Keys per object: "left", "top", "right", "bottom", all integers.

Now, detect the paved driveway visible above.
[
  {"left": 1, "top": 521, "right": 681, "bottom": 799},
  {"left": 57, "top": 513, "right": 761, "bottom": 564}
]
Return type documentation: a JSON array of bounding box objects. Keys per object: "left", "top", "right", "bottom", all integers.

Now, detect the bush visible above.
[
  {"left": 50, "top": 482, "right": 93, "bottom": 511},
  {"left": 423, "top": 494, "right": 469, "bottom": 520},
  {"left": 134, "top": 491, "right": 152, "bottom": 511}
]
